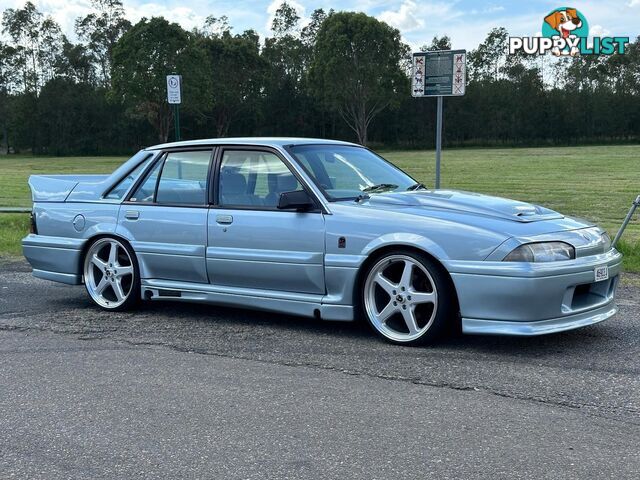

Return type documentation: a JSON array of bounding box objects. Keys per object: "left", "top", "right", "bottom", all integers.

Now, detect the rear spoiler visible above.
[{"left": 28, "top": 175, "right": 109, "bottom": 202}]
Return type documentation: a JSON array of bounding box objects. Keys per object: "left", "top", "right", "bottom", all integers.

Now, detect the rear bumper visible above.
[
  {"left": 22, "top": 234, "right": 84, "bottom": 285},
  {"left": 446, "top": 249, "right": 622, "bottom": 336}
]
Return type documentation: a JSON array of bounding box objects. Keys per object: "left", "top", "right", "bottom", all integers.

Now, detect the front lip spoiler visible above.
[{"left": 462, "top": 303, "right": 617, "bottom": 336}]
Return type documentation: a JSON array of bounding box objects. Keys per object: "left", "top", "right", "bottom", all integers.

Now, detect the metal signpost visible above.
[
  {"left": 612, "top": 195, "right": 640, "bottom": 248},
  {"left": 412, "top": 50, "right": 466, "bottom": 189},
  {"left": 166, "top": 74, "right": 182, "bottom": 142}
]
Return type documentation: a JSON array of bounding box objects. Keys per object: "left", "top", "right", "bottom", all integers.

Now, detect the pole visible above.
[
  {"left": 612, "top": 195, "right": 640, "bottom": 248},
  {"left": 174, "top": 104, "right": 180, "bottom": 142},
  {"left": 435, "top": 96, "right": 443, "bottom": 189}
]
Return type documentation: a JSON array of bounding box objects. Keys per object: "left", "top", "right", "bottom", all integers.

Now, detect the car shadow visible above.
[
  {"left": 135, "top": 299, "right": 614, "bottom": 355},
  {"left": 47, "top": 290, "right": 618, "bottom": 358}
]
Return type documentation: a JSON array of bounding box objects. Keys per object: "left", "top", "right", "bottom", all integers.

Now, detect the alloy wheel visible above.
[
  {"left": 364, "top": 254, "right": 439, "bottom": 343},
  {"left": 84, "top": 238, "right": 135, "bottom": 309}
]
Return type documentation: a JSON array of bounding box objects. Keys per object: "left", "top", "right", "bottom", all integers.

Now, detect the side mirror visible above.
[{"left": 277, "top": 190, "right": 315, "bottom": 211}]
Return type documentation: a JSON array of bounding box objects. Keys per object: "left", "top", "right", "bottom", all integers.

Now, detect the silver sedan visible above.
[{"left": 23, "top": 138, "right": 621, "bottom": 345}]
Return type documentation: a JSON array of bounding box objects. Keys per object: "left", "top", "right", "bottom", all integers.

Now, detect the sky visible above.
[{"left": 1, "top": 0, "right": 639, "bottom": 51}]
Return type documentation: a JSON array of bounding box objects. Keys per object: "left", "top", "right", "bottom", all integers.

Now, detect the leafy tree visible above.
[
  {"left": 271, "top": 2, "right": 299, "bottom": 38},
  {"left": 301, "top": 9, "right": 330, "bottom": 49},
  {"left": 197, "top": 29, "right": 265, "bottom": 137},
  {"left": 202, "top": 15, "right": 232, "bottom": 37},
  {"left": 75, "top": 0, "right": 131, "bottom": 87},
  {"left": 0, "top": 41, "right": 11, "bottom": 153},
  {"left": 56, "top": 38, "right": 96, "bottom": 85},
  {"left": 260, "top": 2, "right": 310, "bottom": 135},
  {"left": 420, "top": 35, "right": 451, "bottom": 52},
  {"left": 1, "top": 1, "right": 63, "bottom": 93},
  {"left": 309, "top": 12, "right": 409, "bottom": 145},
  {"left": 111, "top": 17, "right": 208, "bottom": 142},
  {"left": 468, "top": 27, "right": 508, "bottom": 82}
]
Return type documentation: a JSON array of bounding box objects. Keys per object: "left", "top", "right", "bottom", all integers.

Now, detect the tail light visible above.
[{"left": 29, "top": 212, "right": 38, "bottom": 234}]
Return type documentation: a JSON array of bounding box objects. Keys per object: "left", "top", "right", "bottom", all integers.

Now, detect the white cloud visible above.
[
  {"left": 483, "top": 5, "right": 505, "bottom": 13},
  {"left": 5, "top": 0, "right": 94, "bottom": 39},
  {"left": 2, "top": 0, "right": 207, "bottom": 40},
  {"left": 628, "top": 0, "right": 640, "bottom": 7},
  {"left": 125, "top": 3, "right": 207, "bottom": 32},
  {"left": 589, "top": 24, "right": 611, "bottom": 37},
  {"left": 378, "top": 1, "right": 424, "bottom": 32}
]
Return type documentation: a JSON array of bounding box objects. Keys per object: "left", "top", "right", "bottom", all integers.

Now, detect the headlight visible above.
[
  {"left": 503, "top": 242, "right": 575, "bottom": 262},
  {"left": 601, "top": 232, "right": 612, "bottom": 251}
]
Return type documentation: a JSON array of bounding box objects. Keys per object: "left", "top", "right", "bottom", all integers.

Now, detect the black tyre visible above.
[
  {"left": 83, "top": 237, "right": 140, "bottom": 311},
  {"left": 361, "top": 250, "right": 455, "bottom": 346}
]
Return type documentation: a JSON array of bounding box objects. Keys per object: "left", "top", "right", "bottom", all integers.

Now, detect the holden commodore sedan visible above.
[{"left": 22, "top": 138, "right": 621, "bottom": 345}]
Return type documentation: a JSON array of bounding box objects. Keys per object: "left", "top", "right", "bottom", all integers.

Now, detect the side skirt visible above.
[{"left": 140, "top": 279, "right": 354, "bottom": 322}]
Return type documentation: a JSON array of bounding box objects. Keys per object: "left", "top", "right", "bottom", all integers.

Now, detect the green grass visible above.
[
  {"left": 0, "top": 155, "right": 126, "bottom": 208},
  {"left": 1, "top": 145, "right": 639, "bottom": 269},
  {"left": 0, "top": 214, "right": 30, "bottom": 258}
]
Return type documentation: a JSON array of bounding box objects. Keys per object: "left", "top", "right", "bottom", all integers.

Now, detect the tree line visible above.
[{"left": 0, "top": 0, "right": 639, "bottom": 155}]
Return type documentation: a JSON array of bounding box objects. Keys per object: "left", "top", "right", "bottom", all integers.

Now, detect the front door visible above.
[
  {"left": 117, "top": 149, "right": 212, "bottom": 283},
  {"left": 206, "top": 148, "right": 325, "bottom": 295}
]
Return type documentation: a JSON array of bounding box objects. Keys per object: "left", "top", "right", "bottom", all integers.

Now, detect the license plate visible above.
[{"left": 594, "top": 265, "right": 609, "bottom": 282}]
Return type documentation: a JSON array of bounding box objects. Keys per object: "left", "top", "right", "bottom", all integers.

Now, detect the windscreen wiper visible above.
[
  {"left": 407, "top": 182, "right": 427, "bottom": 191},
  {"left": 361, "top": 183, "right": 398, "bottom": 193}
]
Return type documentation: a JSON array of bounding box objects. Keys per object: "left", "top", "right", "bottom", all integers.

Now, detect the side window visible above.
[
  {"left": 156, "top": 151, "right": 211, "bottom": 205},
  {"left": 129, "top": 159, "right": 162, "bottom": 203},
  {"left": 105, "top": 156, "right": 152, "bottom": 200},
  {"left": 218, "top": 150, "right": 302, "bottom": 208}
]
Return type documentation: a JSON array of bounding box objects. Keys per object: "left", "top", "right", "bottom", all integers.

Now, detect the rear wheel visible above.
[
  {"left": 83, "top": 237, "right": 139, "bottom": 311},
  {"left": 362, "top": 251, "right": 453, "bottom": 345}
]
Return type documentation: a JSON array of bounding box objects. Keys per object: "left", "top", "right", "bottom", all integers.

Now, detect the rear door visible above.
[
  {"left": 117, "top": 149, "right": 213, "bottom": 283},
  {"left": 206, "top": 147, "right": 326, "bottom": 294}
]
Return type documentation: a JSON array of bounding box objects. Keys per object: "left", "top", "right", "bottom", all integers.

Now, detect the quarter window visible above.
[
  {"left": 105, "top": 156, "right": 153, "bottom": 200},
  {"left": 218, "top": 150, "right": 302, "bottom": 207},
  {"left": 129, "top": 160, "right": 162, "bottom": 203},
  {"left": 129, "top": 150, "right": 212, "bottom": 205}
]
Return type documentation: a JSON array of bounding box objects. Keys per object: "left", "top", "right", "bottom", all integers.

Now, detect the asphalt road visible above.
[{"left": 1, "top": 260, "right": 639, "bottom": 479}]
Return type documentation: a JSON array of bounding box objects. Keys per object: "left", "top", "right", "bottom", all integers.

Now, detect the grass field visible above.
[{"left": 1, "top": 145, "right": 639, "bottom": 270}]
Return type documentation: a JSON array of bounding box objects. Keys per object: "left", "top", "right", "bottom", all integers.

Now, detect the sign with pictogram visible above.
[{"left": 411, "top": 50, "right": 466, "bottom": 97}]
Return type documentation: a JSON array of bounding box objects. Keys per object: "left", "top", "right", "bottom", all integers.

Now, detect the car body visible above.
[{"left": 22, "top": 138, "right": 621, "bottom": 344}]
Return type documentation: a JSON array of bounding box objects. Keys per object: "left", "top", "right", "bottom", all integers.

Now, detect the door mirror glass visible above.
[{"left": 277, "top": 190, "right": 315, "bottom": 211}]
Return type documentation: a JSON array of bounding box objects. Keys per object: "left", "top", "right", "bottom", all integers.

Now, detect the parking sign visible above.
[{"left": 166, "top": 75, "right": 182, "bottom": 104}]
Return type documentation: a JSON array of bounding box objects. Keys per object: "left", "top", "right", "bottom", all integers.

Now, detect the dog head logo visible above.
[{"left": 542, "top": 7, "right": 589, "bottom": 56}]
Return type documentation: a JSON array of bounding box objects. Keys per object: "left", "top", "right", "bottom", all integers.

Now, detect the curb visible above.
[{"left": 0, "top": 207, "right": 30, "bottom": 213}]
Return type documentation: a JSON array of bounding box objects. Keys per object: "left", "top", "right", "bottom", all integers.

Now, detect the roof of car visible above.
[{"left": 145, "top": 137, "right": 360, "bottom": 151}]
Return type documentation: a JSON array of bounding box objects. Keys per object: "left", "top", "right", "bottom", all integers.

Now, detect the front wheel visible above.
[
  {"left": 362, "top": 252, "right": 454, "bottom": 345},
  {"left": 83, "top": 237, "right": 140, "bottom": 311}
]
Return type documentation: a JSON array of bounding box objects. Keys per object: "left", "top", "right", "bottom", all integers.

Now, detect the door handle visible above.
[
  {"left": 216, "top": 214, "right": 233, "bottom": 225},
  {"left": 125, "top": 210, "right": 140, "bottom": 220}
]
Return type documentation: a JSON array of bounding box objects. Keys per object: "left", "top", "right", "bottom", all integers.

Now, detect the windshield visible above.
[{"left": 288, "top": 145, "right": 417, "bottom": 200}]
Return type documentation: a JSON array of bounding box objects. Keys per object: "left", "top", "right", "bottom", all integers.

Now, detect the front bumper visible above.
[
  {"left": 462, "top": 303, "right": 617, "bottom": 336},
  {"left": 445, "top": 249, "right": 622, "bottom": 336}
]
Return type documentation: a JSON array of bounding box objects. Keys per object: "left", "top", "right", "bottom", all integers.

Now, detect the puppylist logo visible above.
[{"left": 509, "top": 7, "right": 629, "bottom": 56}]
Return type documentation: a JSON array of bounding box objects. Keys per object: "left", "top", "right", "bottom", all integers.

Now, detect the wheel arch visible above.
[
  {"left": 79, "top": 233, "right": 137, "bottom": 276},
  {"left": 353, "top": 244, "right": 461, "bottom": 327}
]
